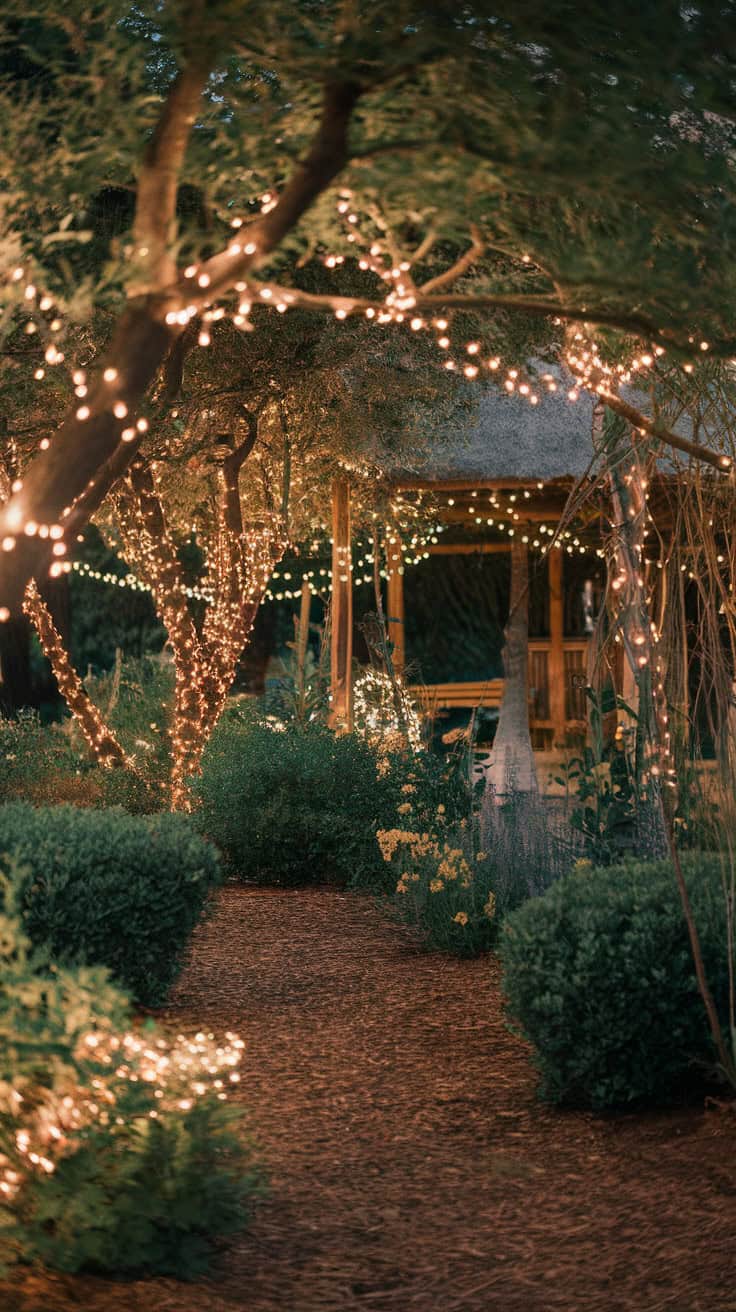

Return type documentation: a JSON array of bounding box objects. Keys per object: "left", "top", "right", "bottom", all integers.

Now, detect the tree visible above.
[
  {"left": 0, "top": 1, "right": 735, "bottom": 618},
  {"left": 12, "top": 271, "right": 454, "bottom": 805}
]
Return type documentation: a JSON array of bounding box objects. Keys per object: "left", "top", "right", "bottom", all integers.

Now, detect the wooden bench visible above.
[{"left": 409, "top": 680, "right": 505, "bottom": 711}]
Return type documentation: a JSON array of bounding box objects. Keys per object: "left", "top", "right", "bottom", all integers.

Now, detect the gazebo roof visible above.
[
  {"left": 393, "top": 371, "right": 733, "bottom": 487},
  {"left": 415, "top": 386, "right": 598, "bottom": 483}
]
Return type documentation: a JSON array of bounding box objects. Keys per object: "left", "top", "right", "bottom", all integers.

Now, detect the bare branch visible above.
[
  {"left": 418, "top": 225, "right": 484, "bottom": 294},
  {"left": 599, "top": 386, "right": 730, "bottom": 472}
]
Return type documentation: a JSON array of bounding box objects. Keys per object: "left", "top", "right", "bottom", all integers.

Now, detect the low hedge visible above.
[
  {"left": 501, "top": 853, "right": 732, "bottom": 1109},
  {"left": 0, "top": 802, "right": 221, "bottom": 1006}
]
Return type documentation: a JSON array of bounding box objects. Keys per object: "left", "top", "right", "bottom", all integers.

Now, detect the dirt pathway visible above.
[{"left": 5, "top": 887, "right": 736, "bottom": 1311}]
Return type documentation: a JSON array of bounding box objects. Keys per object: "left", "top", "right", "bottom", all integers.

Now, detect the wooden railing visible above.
[{"left": 410, "top": 638, "right": 590, "bottom": 749}]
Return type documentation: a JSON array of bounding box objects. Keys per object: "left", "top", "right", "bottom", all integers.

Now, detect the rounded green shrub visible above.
[
  {"left": 0, "top": 802, "right": 222, "bottom": 1007},
  {"left": 501, "top": 854, "right": 732, "bottom": 1109},
  {"left": 0, "top": 863, "right": 262, "bottom": 1277},
  {"left": 195, "top": 716, "right": 398, "bottom": 886}
]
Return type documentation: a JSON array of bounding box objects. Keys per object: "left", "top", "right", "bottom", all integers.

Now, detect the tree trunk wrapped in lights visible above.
[
  {"left": 22, "top": 581, "right": 129, "bottom": 768},
  {"left": 113, "top": 444, "right": 286, "bottom": 810},
  {"left": 596, "top": 403, "right": 735, "bottom": 1082},
  {"left": 18, "top": 421, "right": 285, "bottom": 809}
]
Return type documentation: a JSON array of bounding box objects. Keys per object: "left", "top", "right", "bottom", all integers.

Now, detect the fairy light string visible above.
[{"left": 1, "top": 1026, "right": 245, "bottom": 1202}]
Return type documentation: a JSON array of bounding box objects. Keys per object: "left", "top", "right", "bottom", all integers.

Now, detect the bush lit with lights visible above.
[
  {"left": 352, "top": 667, "right": 423, "bottom": 752},
  {"left": 0, "top": 864, "right": 262, "bottom": 1277}
]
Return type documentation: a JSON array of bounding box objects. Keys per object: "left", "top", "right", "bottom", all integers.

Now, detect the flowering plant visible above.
[{"left": 376, "top": 815, "right": 497, "bottom": 956}]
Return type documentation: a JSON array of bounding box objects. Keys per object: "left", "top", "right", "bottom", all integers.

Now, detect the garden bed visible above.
[{"left": 3, "top": 886, "right": 736, "bottom": 1311}]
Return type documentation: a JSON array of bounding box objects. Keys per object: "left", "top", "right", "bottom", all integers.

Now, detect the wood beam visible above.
[
  {"left": 548, "top": 547, "right": 567, "bottom": 746},
  {"left": 386, "top": 553, "right": 405, "bottom": 674},
  {"left": 426, "top": 541, "right": 511, "bottom": 555},
  {"left": 329, "top": 477, "right": 353, "bottom": 729}
]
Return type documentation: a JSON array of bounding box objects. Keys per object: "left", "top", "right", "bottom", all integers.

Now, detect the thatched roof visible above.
[
  {"left": 416, "top": 385, "right": 598, "bottom": 482},
  {"left": 394, "top": 369, "right": 732, "bottom": 485}
]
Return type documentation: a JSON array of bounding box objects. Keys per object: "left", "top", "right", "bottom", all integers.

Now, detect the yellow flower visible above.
[
  {"left": 453, "top": 911, "right": 468, "bottom": 926},
  {"left": 574, "top": 858, "right": 593, "bottom": 873},
  {"left": 483, "top": 892, "right": 496, "bottom": 920},
  {"left": 396, "top": 879, "right": 409, "bottom": 895},
  {"left": 410, "top": 872, "right": 420, "bottom": 882},
  {"left": 436, "top": 804, "right": 446, "bottom": 815},
  {"left": 397, "top": 802, "right": 412, "bottom": 815},
  {"left": 476, "top": 851, "right": 488, "bottom": 862},
  {"left": 401, "top": 783, "right": 416, "bottom": 795},
  {"left": 377, "top": 828, "right": 420, "bottom": 861},
  {"left": 429, "top": 878, "right": 444, "bottom": 893}
]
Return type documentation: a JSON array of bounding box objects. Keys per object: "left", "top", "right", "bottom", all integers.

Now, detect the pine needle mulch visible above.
[{"left": 4, "top": 886, "right": 736, "bottom": 1312}]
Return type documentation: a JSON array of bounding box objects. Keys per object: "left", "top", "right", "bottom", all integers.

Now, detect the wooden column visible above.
[
  {"left": 548, "top": 545, "right": 566, "bottom": 746},
  {"left": 329, "top": 477, "right": 353, "bottom": 729},
  {"left": 295, "top": 576, "right": 311, "bottom": 704},
  {"left": 386, "top": 546, "right": 405, "bottom": 675}
]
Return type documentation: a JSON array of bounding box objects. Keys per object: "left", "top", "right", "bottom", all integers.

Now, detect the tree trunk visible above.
[{"left": 484, "top": 540, "right": 538, "bottom": 797}]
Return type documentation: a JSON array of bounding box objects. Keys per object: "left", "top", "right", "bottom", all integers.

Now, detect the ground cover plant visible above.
[
  {"left": 0, "top": 709, "right": 90, "bottom": 806},
  {"left": 501, "top": 853, "right": 734, "bottom": 1110},
  {"left": 0, "top": 802, "right": 221, "bottom": 1006},
  {"left": 0, "top": 864, "right": 261, "bottom": 1277}
]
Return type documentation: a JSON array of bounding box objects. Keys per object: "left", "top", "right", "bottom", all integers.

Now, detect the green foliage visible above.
[
  {"left": 481, "top": 790, "right": 579, "bottom": 918},
  {"left": 0, "top": 863, "right": 262, "bottom": 1277},
  {"left": 0, "top": 802, "right": 222, "bottom": 1006},
  {"left": 501, "top": 853, "right": 733, "bottom": 1109},
  {"left": 377, "top": 820, "right": 498, "bottom": 956},
  {"left": 0, "top": 709, "right": 85, "bottom": 803},
  {"left": 195, "top": 711, "right": 400, "bottom": 886},
  {"left": 69, "top": 526, "right": 166, "bottom": 675},
  {"left": 554, "top": 688, "right": 655, "bottom": 864},
  {"left": 85, "top": 655, "right": 175, "bottom": 811}
]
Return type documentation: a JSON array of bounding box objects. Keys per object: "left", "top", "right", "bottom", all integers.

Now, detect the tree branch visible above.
[
  {"left": 599, "top": 386, "right": 731, "bottom": 472},
  {"left": 222, "top": 409, "right": 259, "bottom": 538},
  {"left": 418, "top": 226, "right": 484, "bottom": 294},
  {"left": 23, "top": 581, "right": 129, "bottom": 767},
  {"left": 0, "top": 79, "right": 363, "bottom": 615},
  {"left": 131, "top": 63, "right": 210, "bottom": 293}
]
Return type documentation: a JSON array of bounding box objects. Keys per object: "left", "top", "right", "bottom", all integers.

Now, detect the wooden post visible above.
[
  {"left": 548, "top": 545, "right": 566, "bottom": 746},
  {"left": 386, "top": 547, "right": 405, "bottom": 674},
  {"left": 329, "top": 477, "right": 353, "bottom": 729},
  {"left": 295, "top": 576, "right": 311, "bottom": 706}
]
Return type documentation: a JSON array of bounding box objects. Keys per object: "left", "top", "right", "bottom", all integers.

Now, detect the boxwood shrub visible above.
[
  {"left": 501, "top": 853, "right": 732, "bottom": 1109},
  {"left": 0, "top": 802, "right": 221, "bottom": 1006},
  {"left": 195, "top": 716, "right": 399, "bottom": 886}
]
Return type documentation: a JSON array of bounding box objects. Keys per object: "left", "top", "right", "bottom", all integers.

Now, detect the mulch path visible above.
[{"left": 4, "top": 886, "right": 736, "bottom": 1312}]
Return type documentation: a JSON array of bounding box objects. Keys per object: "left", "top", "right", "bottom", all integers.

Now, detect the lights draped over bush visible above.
[
  {"left": 0, "top": 865, "right": 261, "bottom": 1276},
  {"left": 352, "top": 667, "right": 423, "bottom": 751}
]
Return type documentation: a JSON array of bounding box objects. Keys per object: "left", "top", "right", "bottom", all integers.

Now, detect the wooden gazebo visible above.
[{"left": 328, "top": 381, "right": 605, "bottom": 750}]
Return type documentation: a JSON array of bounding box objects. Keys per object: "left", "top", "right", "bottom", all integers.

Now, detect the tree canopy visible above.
[{"left": 0, "top": 1, "right": 735, "bottom": 613}]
